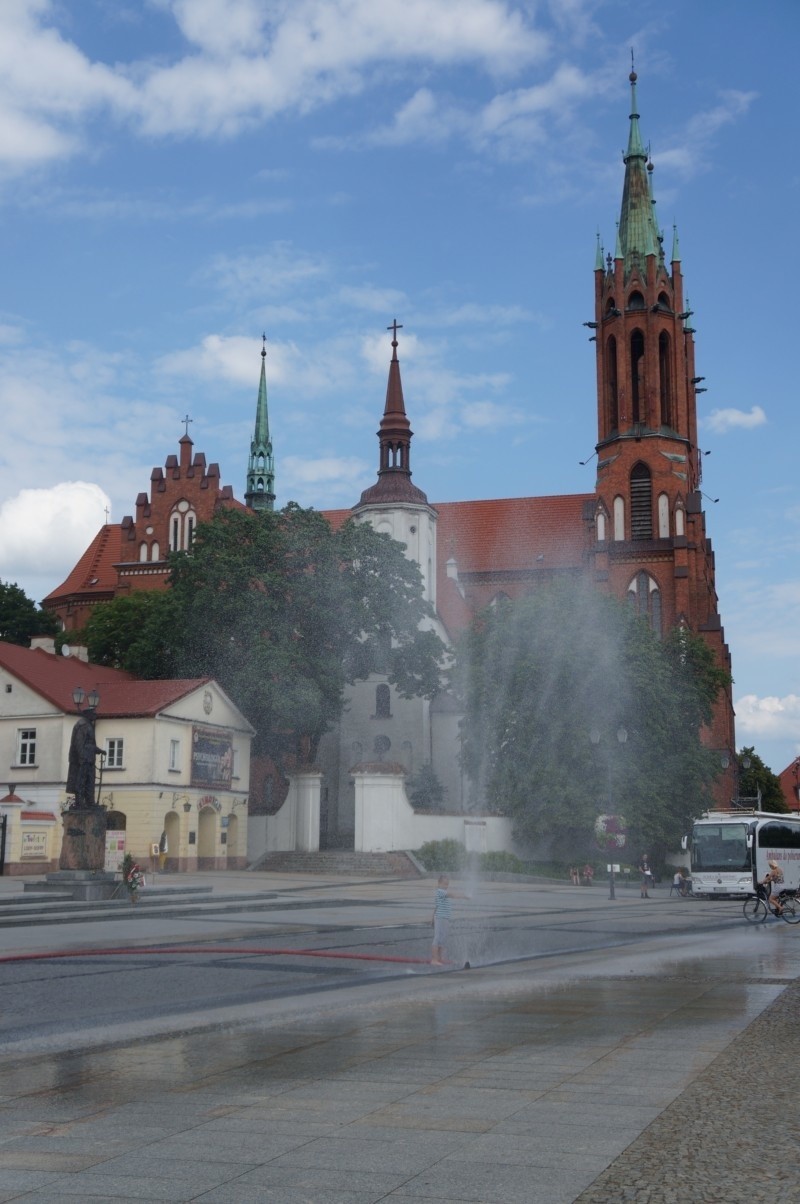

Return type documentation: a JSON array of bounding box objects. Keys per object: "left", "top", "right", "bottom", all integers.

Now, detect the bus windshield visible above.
[{"left": 691, "top": 823, "right": 751, "bottom": 874}]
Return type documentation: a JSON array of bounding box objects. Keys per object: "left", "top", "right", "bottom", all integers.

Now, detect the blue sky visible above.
[{"left": 0, "top": 0, "right": 798, "bottom": 777}]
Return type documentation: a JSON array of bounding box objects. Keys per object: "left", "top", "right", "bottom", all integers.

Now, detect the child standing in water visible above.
[{"left": 431, "top": 874, "right": 469, "bottom": 966}]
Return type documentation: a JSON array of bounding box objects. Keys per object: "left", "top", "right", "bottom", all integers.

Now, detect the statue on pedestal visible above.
[{"left": 66, "top": 709, "right": 101, "bottom": 809}]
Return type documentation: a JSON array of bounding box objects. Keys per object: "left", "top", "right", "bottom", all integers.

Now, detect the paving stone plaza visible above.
[{"left": 0, "top": 871, "right": 797, "bottom": 1202}]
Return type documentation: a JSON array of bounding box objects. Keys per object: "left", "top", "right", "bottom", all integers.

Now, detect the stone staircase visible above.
[{"left": 249, "top": 850, "right": 422, "bottom": 877}]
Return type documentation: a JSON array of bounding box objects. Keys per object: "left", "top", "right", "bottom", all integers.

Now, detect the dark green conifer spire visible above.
[{"left": 245, "top": 335, "right": 275, "bottom": 512}]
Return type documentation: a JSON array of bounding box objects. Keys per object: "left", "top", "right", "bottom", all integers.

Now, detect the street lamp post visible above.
[{"left": 589, "top": 724, "right": 628, "bottom": 900}]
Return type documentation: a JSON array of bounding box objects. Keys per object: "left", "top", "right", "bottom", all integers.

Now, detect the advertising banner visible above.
[{"left": 191, "top": 727, "right": 233, "bottom": 790}]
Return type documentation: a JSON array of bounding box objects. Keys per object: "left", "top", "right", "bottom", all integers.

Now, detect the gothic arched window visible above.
[
  {"left": 628, "top": 291, "right": 646, "bottom": 310},
  {"left": 628, "top": 571, "right": 662, "bottom": 636},
  {"left": 375, "top": 684, "right": 391, "bottom": 719},
  {"left": 613, "top": 496, "right": 625, "bottom": 541},
  {"left": 630, "top": 330, "right": 645, "bottom": 424},
  {"left": 675, "top": 503, "right": 685, "bottom": 537},
  {"left": 657, "top": 492, "right": 670, "bottom": 538},
  {"left": 606, "top": 335, "right": 618, "bottom": 430},
  {"left": 630, "top": 464, "right": 653, "bottom": 539},
  {"left": 659, "top": 331, "right": 672, "bottom": 427}
]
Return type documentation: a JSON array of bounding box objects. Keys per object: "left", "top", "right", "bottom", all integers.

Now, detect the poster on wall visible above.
[
  {"left": 20, "top": 831, "right": 49, "bottom": 861},
  {"left": 191, "top": 727, "right": 233, "bottom": 790},
  {"left": 105, "top": 830, "right": 126, "bottom": 873}
]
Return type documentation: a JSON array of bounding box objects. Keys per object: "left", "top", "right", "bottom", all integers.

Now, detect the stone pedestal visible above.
[
  {"left": 59, "top": 808, "right": 107, "bottom": 871},
  {"left": 40, "top": 870, "right": 119, "bottom": 900}
]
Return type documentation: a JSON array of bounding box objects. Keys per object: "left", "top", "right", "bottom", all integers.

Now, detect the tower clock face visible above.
[{"left": 203, "top": 690, "right": 213, "bottom": 715}]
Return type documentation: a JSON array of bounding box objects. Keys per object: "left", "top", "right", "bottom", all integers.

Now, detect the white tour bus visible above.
[{"left": 688, "top": 811, "right": 800, "bottom": 898}]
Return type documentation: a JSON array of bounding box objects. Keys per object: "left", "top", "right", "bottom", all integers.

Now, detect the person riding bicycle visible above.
[{"left": 761, "top": 860, "right": 785, "bottom": 916}]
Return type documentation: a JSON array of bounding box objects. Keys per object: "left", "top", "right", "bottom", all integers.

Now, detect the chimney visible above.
[{"left": 30, "top": 637, "right": 56, "bottom": 655}]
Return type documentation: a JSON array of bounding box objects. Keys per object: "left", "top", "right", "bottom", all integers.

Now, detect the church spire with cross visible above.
[
  {"left": 354, "top": 320, "right": 429, "bottom": 508},
  {"left": 245, "top": 335, "right": 276, "bottom": 512}
]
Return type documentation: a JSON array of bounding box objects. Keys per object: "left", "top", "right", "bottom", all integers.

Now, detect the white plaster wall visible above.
[{"left": 353, "top": 771, "right": 515, "bottom": 854}]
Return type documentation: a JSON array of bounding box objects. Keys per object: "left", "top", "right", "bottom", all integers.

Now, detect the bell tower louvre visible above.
[{"left": 590, "top": 66, "right": 736, "bottom": 793}]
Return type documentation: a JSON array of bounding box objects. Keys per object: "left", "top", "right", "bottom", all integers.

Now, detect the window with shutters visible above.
[{"left": 630, "top": 464, "right": 653, "bottom": 539}]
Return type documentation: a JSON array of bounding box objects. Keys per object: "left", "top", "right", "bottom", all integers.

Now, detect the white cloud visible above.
[
  {"left": 163, "top": 0, "right": 267, "bottom": 57},
  {"left": 703, "top": 405, "right": 766, "bottom": 434},
  {"left": 157, "top": 333, "right": 261, "bottom": 386},
  {"left": 0, "top": 481, "right": 110, "bottom": 585},
  {"left": 337, "top": 285, "right": 408, "bottom": 313},
  {"left": 280, "top": 453, "right": 370, "bottom": 506},
  {"left": 734, "top": 694, "right": 800, "bottom": 743},
  {"left": 655, "top": 90, "right": 758, "bottom": 177},
  {"left": 462, "top": 400, "right": 525, "bottom": 428},
  {"left": 0, "top": 0, "right": 550, "bottom": 166},
  {"left": 206, "top": 243, "right": 329, "bottom": 301}
]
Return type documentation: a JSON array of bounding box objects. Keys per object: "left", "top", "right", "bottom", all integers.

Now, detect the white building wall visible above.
[{"left": 352, "top": 770, "right": 515, "bottom": 854}]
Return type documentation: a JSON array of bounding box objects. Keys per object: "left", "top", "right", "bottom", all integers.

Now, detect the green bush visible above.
[
  {"left": 479, "top": 851, "right": 525, "bottom": 874},
  {"left": 414, "top": 839, "right": 467, "bottom": 872}
]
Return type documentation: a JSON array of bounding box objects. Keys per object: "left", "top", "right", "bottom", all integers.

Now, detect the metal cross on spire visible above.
[
  {"left": 262, "top": 332, "right": 267, "bottom": 357},
  {"left": 182, "top": 414, "right": 193, "bottom": 437},
  {"left": 387, "top": 319, "right": 403, "bottom": 359}
]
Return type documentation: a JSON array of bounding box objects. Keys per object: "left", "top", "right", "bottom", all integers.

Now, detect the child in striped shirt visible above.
[{"left": 431, "top": 874, "right": 469, "bottom": 965}]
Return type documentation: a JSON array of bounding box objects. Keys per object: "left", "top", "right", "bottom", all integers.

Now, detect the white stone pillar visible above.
[{"left": 289, "top": 771, "right": 322, "bottom": 852}]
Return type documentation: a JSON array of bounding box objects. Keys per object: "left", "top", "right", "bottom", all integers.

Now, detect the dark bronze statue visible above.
[{"left": 66, "top": 709, "right": 101, "bottom": 809}]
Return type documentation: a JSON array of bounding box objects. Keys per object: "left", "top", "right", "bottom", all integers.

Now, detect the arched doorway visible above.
[
  {"left": 163, "top": 810, "right": 180, "bottom": 872},
  {"left": 198, "top": 806, "right": 217, "bottom": 869},
  {"left": 226, "top": 814, "right": 239, "bottom": 867}
]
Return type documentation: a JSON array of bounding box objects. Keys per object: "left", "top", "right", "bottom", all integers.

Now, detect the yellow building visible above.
[{"left": 0, "top": 638, "right": 253, "bottom": 875}]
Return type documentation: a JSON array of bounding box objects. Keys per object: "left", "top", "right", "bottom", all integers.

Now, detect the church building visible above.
[{"left": 43, "top": 70, "right": 737, "bottom": 839}]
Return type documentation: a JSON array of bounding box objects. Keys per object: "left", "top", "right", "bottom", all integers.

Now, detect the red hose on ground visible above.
[{"left": 0, "top": 945, "right": 438, "bottom": 966}]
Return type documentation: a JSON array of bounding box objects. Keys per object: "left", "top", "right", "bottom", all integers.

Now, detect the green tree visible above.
[
  {"left": 83, "top": 505, "right": 446, "bottom": 765},
  {"left": 406, "top": 764, "right": 447, "bottom": 811},
  {"left": 455, "top": 582, "right": 728, "bottom": 867},
  {"left": 736, "top": 746, "right": 787, "bottom": 813},
  {"left": 0, "top": 581, "right": 59, "bottom": 646},
  {"left": 80, "top": 591, "right": 179, "bottom": 678}
]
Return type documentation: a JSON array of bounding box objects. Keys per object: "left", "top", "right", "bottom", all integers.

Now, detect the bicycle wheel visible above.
[
  {"left": 780, "top": 898, "right": 800, "bottom": 924},
  {"left": 743, "top": 896, "right": 767, "bottom": 923}
]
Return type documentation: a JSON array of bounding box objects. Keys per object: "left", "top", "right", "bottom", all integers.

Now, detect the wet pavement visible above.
[{"left": 0, "top": 872, "right": 797, "bottom": 1201}]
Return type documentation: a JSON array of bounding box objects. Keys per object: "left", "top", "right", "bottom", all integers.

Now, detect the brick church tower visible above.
[{"left": 590, "top": 68, "right": 736, "bottom": 793}]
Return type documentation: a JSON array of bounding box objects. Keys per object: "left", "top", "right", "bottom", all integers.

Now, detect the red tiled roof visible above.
[
  {"left": 0, "top": 643, "right": 209, "bottom": 718},
  {"left": 321, "top": 492, "right": 593, "bottom": 636},
  {"left": 434, "top": 494, "right": 593, "bottom": 575},
  {"left": 44, "top": 524, "right": 124, "bottom": 603}
]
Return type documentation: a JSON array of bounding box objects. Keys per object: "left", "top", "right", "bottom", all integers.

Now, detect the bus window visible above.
[
  {"left": 758, "top": 822, "right": 800, "bottom": 850},
  {"left": 691, "top": 823, "right": 750, "bottom": 873}
]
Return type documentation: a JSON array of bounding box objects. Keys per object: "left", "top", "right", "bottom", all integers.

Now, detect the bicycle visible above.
[{"left": 743, "top": 887, "right": 800, "bottom": 925}]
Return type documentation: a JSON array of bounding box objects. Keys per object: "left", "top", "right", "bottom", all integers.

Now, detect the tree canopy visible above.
[
  {"left": 736, "top": 746, "right": 788, "bottom": 813},
  {"left": 0, "top": 581, "right": 59, "bottom": 646},
  {"left": 81, "top": 505, "right": 446, "bottom": 764},
  {"left": 455, "top": 581, "right": 730, "bottom": 866}
]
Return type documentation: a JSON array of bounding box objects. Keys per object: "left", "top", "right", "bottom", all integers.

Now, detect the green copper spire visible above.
[
  {"left": 671, "top": 222, "right": 681, "bottom": 262},
  {"left": 245, "top": 335, "right": 275, "bottom": 512},
  {"left": 595, "top": 231, "right": 604, "bottom": 269},
  {"left": 617, "top": 65, "right": 661, "bottom": 272}
]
